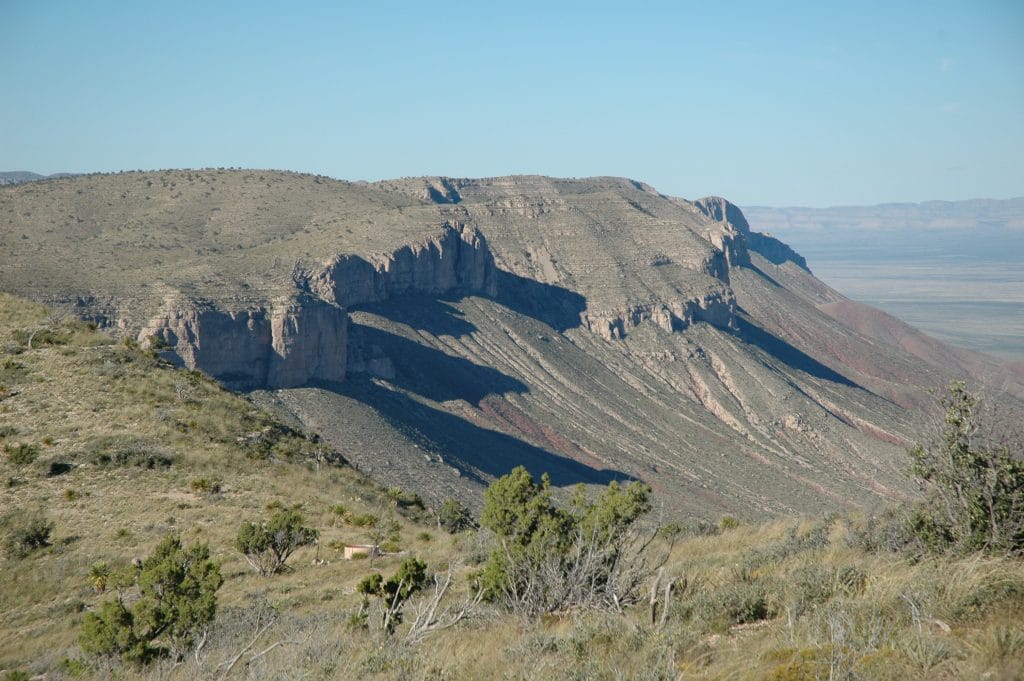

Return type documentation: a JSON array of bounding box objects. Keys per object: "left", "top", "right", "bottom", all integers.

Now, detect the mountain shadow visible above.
[
  {"left": 494, "top": 269, "right": 587, "bottom": 333},
  {"left": 735, "top": 316, "right": 860, "bottom": 388},
  {"left": 354, "top": 295, "right": 477, "bottom": 338},
  {"left": 331, "top": 373, "right": 634, "bottom": 487},
  {"left": 347, "top": 321, "right": 527, "bottom": 404}
]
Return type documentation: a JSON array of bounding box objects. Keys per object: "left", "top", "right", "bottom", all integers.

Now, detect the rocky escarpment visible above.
[
  {"left": 583, "top": 291, "right": 737, "bottom": 340},
  {"left": 141, "top": 222, "right": 497, "bottom": 389},
  {"left": 311, "top": 221, "right": 497, "bottom": 306},
  {"left": 694, "top": 196, "right": 808, "bottom": 271},
  {"left": 139, "top": 295, "right": 348, "bottom": 390}
]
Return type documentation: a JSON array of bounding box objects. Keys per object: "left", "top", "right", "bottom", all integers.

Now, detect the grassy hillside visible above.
[{"left": 2, "top": 293, "right": 1022, "bottom": 679}]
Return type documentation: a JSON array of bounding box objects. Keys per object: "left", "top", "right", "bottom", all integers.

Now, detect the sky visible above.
[{"left": 2, "top": 1, "right": 1022, "bottom": 207}]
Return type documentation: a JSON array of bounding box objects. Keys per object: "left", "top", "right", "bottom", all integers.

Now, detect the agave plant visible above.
[{"left": 88, "top": 561, "right": 111, "bottom": 594}]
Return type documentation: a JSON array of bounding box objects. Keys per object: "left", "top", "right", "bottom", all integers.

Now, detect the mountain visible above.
[
  {"left": 3, "top": 170, "right": 1022, "bottom": 519},
  {"left": 0, "top": 171, "right": 76, "bottom": 186}
]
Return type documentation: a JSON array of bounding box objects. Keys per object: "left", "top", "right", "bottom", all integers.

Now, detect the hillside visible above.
[
  {"left": 3, "top": 171, "right": 1024, "bottom": 521},
  {"left": 1, "top": 298, "right": 1022, "bottom": 679}
]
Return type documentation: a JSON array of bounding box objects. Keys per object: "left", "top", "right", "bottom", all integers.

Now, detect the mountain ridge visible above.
[{"left": 4, "top": 170, "right": 1022, "bottom": 518}]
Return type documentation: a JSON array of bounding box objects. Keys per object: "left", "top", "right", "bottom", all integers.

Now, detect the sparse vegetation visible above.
[
  {"left": 79, "top": 535, "right": 222, "bottom": 664},
  {"left": 236, "top": 508, "right": 319, "bottom": 576},
  {"left": 2, "top": 508, "right": 53, "bottom": 558},
  {"left": 1, "top": 294, "right": 1022, "bottom": 679},
  {"left": 908, "top": 382, "right": 1024, "bottom": 555}
]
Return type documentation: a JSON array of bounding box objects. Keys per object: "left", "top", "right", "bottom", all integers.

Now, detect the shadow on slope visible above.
[
  {"left": 735, "top": 316, "right": 860, "bottom": 388},
  {"left": 348, "top": 321, "right": 527, "bottom": 404},
  {"left": 494, "top": 269, "right": 587, "bottom": 332},
  {"left": 354, "top": 296, "right": 478, "bottom": 338},
  {"left": 328, "top": 375, "right": 633, "bottom": 487}
]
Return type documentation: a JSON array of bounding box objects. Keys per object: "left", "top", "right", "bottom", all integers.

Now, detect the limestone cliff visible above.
[
  {"left": 140, "top": 221, "right": 497, "bottom": 389},
  {"left": 139, "top": 295, "right": 348, "bottom": 390},
  {"left": 312, "top": 221, "right": 497, "bottom": 306},
  {"left": 583, "top": 291, "right": 737, "bottom": 340},
  {"left": 693, "top": 196, "right": 808, "bottom": 271}
]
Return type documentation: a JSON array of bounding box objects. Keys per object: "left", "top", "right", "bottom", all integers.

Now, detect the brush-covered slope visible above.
[{"left": 4, "top": 170, "right": 1022, "bottom": 518}]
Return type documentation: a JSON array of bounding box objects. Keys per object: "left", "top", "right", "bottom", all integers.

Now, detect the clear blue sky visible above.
[{"left": 2, "top": 1, "right": 1022, "bottom": 206}]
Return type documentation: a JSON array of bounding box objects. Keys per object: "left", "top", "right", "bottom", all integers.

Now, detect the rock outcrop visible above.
[
  {"left": 583, "top": 290, "right": 737, "bottom": 340},
  {"left": 694, "top": 196, "right": 808, "bottom": 271},
  {"left": 312, "top": 221, "right": 497, "bottom": 307},
  {"left": 139, "top": 295, "right": 348, "bottom": 389},
  {"left": 140, "top": 221, "right": 497, "bottom": 389}
]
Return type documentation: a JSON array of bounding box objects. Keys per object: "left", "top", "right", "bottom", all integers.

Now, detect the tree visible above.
[
  {"left": 437, "top": 497, "right": 475, "bottom": 533},
  {"left": 79, "top": 535, "right": 222, "bottom": 664},
  {"left": 478, "top": 466, "right": 664, "bottom": 615},
  {"left": 357, "top": 557, "right": 429, "bottom": 634},
  {"left": 909, "top": 382, "right": 1024, "bottom": 555},
  {"left": 236, "top": 508, "right": 318, "bottom": 576}
]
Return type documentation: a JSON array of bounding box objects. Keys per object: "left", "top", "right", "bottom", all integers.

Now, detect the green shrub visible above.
[
  {"left": 86, "top": 436, "right": 173, "bottom": 469},
  {"left": 79, "top": 535, "right": 222, "bottom": 664},
  {"left": 348, "top": 513, "right": 379, "bottom": 528},
  {"left": 719, "top": 515, "right": 740, "bottom": 531},
  {"left": 5, "top": 442, "right": 39, "bottom": 465},
  {"left": 437, "top": 498, "right": 474, "bottom": 533},
  {"left": 3, "top": 508, "right": 53, "bottom": 558},
  {"left": 188, "top": 477, "right": 222, "bottom": 494},
  {"left": 909, "top": 382, "right": 1024, "bottom": 555},
  {"left": 691, "top": 580, "right": 774, "bottom": 630},
  {"left": 357, "top": 557, "right": 428, "bottom": 634},
  {"left": 478, "top": 467, "right": 654, "bottom": 614},
  {"left": 236, "top": 508, "right": 318, "bottom": 576}
]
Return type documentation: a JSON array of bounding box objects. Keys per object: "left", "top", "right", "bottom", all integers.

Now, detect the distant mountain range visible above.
[{"left": 0, "top": 171, "right": 77, "bottom": 185}]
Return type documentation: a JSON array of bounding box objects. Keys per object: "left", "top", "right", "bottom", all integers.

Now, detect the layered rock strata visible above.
[{"left": 140, "top": 222, "right": 497, "bottom": 389}]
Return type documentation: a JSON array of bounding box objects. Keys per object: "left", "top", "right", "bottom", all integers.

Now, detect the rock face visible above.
[
  {"left": 312, "top": 222, "right": 497, "bottom": 306},
  {"left": 140, "top": 222, "right": 497, "bottom": 389},
  {"left": 694, "top": 196, "right": 808, "bottom": 271},
  {"left": 583, "top": 291, "right": 737, "bottom": 340},
  {"left": 139, "top": 296, "right": 348, "bottom": 389}
]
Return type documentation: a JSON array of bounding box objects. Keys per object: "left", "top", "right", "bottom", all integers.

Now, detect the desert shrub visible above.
[
  {"left": 79, "top": 535, "right": 221, "bottom": 664},
  {"left": 0, "top": 358, "right": 29, "bottom": 382},
  {"left": 846, "top": 507, "right": 917, "bottom": 554},
  {"left": 718, "top": 515, "right": 740, "bottom": 531},
  {"left": 436, "top": 497, "right": 474, "bottom": 533},
  {"left": 692, "top": 519, "right": 720, "bottom": 536},
  {"left": 5, "top": 442, "right": 39, "bottom": 465},
  {"left": 357, "top": 557, "right": 428, "bottom": 634},
  {"left": 3, "top": 508, "right": 53, "bottom": 558},
  {"left": 909, "top": 382, "right": 1024, "bottom": 555},
  {"left": 690, "top": 580, "right": 774, "bottom": 630},
  {"left": 12, "top": 326, "right": 71, "bottom": 348},
  {"left": 348, "top": 513, "right": 379, "bottom": 527},
  {"left": 86, "top": 436, "right": 173, "bottom": 469},
  {"left": 478, "top": 467, "right": 660, "bottom": 614},
  {"left": 0, "top": 425, "right": 18, "bottom": 439},
  {"left": 236, "top": 508, "right": 318, "bottom": 576},
  {"left": 188, "top": 477, "right": 222, "bottom": 495}
]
